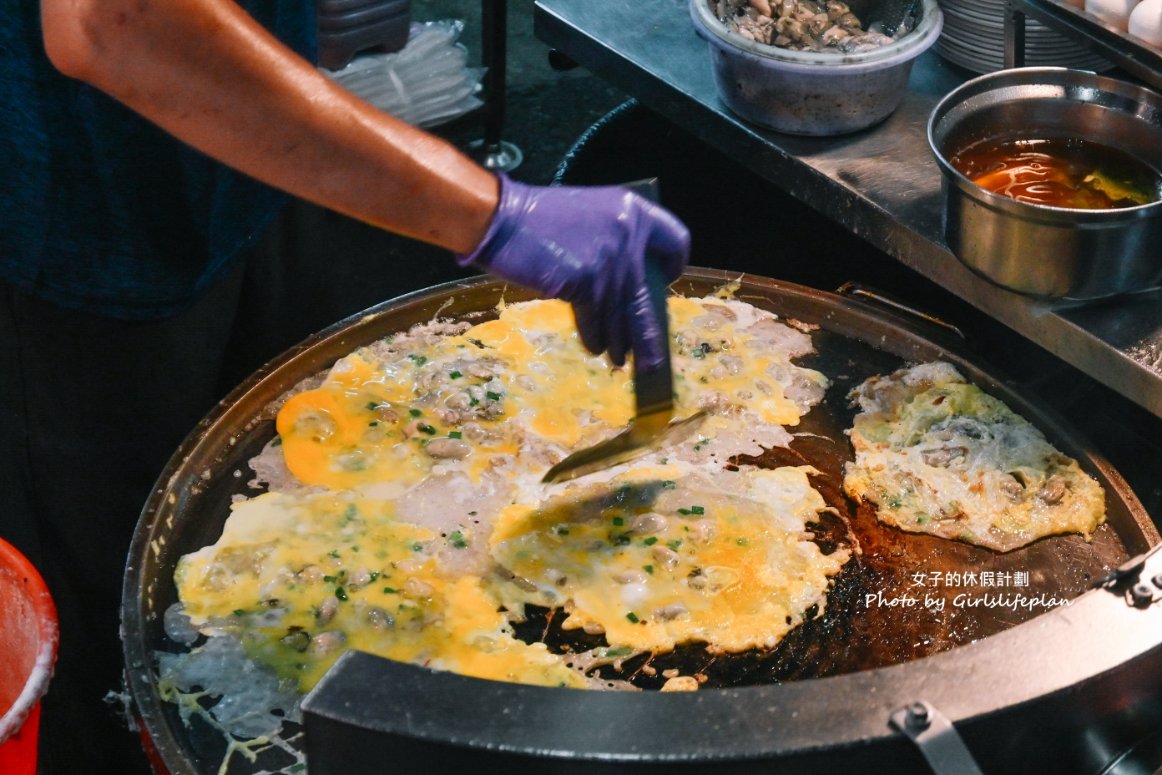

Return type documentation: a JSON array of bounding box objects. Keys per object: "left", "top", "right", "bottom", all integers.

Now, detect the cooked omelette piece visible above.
[
  {"left": 842, "top": 362, "right": 1106, "bottom": 551},
  {"left": 489, "top": 464, "right": 848, "bottom": 654},
  {"left": 268, "top": 296, "right": 828, "bottom": 494},
  {"left": 175, "top": 491, "right": 588, "bottom": 692}
]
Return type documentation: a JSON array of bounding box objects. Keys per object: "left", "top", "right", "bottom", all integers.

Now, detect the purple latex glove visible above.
[{"left": 458, "top": 174, "right": 691, "bottom": 370}]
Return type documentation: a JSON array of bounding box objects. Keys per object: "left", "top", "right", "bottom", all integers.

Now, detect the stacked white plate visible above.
[{"left": 935, "top": 0, "right": 1111, "bottom": 72}]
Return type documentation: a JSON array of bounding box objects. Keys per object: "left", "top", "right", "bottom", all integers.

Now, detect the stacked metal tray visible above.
[{"left": 936, "top": 0, "right": 1110, "bottom": 72}]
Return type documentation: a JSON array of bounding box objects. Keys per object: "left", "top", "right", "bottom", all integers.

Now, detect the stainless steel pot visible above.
[{"left": 928, "top": 67, "right": 1162, "bottom": 300}]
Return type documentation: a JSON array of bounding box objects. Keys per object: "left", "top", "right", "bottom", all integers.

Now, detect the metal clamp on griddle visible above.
[
  {"left": 1092, "top": 545, "right": 1162, "bottom": 608},
  {"left": 889, "top": 701, "right": 984, "bottom": 775}
]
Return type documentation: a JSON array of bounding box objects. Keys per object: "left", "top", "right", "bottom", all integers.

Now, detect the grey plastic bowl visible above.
[
  {"left": 690, "top": 0, "right": 943, "bottom": 135},
  {"left": 928, "top": 68, "right": 1162, "bottom": 300}
]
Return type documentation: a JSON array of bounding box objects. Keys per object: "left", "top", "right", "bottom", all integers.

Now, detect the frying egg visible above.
[
  {"left": 173, "top": 295, "right": 843, "bottom": 704},
  {"left": 176, "top": 491, "right": 587, "bottom": 691},
  {"left": 489, "top": 465, "right": 848, "bottom": 654},
  {"left": 272, "top": 298, "right": 827, "bottom": 494}
]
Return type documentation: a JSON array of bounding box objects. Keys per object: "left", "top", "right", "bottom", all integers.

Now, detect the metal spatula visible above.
[{"left": 541, "top": 183, "right": 705, "bottom": 484}]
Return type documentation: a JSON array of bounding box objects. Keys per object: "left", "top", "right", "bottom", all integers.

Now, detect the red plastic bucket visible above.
[{"left": 0, "top": 538, "right": 58, "bottom": 775}]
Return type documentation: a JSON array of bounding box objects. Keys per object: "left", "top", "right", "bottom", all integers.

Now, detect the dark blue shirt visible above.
[{"left": 0, "top": 2, "right": 316, "bottom": 319}]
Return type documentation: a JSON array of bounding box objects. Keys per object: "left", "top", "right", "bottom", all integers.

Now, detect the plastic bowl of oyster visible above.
[{"left": 691, "top": 0, "right": 943, "bottom": 135}]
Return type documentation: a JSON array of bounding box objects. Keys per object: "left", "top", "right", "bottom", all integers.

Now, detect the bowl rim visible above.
[
  {"left": 927, "top": 67, "right": 1162, "bottom": 219},
  {"left": 0, "top": 537, "right": 58, "bottom": 745},
  {"left": 690, "top": 0, "right": 943, "bottom": 67}
]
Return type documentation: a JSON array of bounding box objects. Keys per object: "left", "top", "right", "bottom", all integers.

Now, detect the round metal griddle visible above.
[{"left": 122, "top": 270, "right": 1161, "bottom": 775}]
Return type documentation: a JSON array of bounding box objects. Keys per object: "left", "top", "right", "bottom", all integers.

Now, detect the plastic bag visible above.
[{"left": 323, "top": 20, "right": 485, "bottom": 128}]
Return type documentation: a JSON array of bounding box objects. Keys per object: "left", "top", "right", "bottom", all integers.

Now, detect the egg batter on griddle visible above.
[{"left": 163, "top": 295, "right": 850, "bottom": 756}]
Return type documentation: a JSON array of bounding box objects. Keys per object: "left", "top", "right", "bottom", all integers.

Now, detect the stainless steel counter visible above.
[{"left": 533, "top": 0, "right": 1162, "bottom": 419}]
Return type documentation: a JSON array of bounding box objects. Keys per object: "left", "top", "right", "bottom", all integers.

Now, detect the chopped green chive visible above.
[
  {"left": 233, "top": 609, "right": 245, "bottom": 617},
  {"left": 643, "top": 564, "right": 654, "bottom": 575},
  {"left": 409, "top": 408, "right": 423, "bottom": 418},
  {"left": 555, "top": 526, "right": 570, "bottom": 536},
  {"left": 612, "top": 516, "right": 624, "bottom": 526},
  {"left": 410, "top": 543, "right": 423, "bottom": 552},
  {"left": 677, "top": 506, "right": 705, "bottom": 516},
  {"left": 448, "top": 431, "right": 463, "bottom": 439},
  {"left": 417, "top": 424, "right": 437, "bottom": 435},
  {"left": 271, "top": 437, "right": 283, "bottom": 447},
  {"left": 328, "top": 549, "right": 340, "bottom": 559},
  {"left": 369, "top": 571, "right": 381, "bottom": 581},
  {"left": 667, "top": 539, "right": 682, "bottom": 551},
  {"left": 643, "top": 536, "right": 658, "bottom": 546},
  {"left": 486, "top": 391, "right": 502, "bottom": 401},
  {"left": 366, "top": 401, "right": 380, "bottom": 411},
  {"left": 661, "top": 480, "right": 677, "bottom": 490},
  {"left": 604, "top": 647, "right": 633, "bottom": 657},
  {"left": 322, "top": 575, "right": 337, "bottom": 583},
  {"left": 449, "top": 370, "right": 463, "bottom": 379},
  {"left": 448, "top": 531, "right": 468, "bottom": 549},
  {"left": 626, "top": 612, "right": 640, "bottom": 624},
  {"left": 368, "top": 421, "right": 379, "bottom": 427},
  {"left": 335, "top": 587, "right": 348, "bottom": 602},
  {"left": 408, "top": 354, "right": 428, "bottom": 366},
  {"left": 383, "top": 587, "right": 398, "bottom": 594}
]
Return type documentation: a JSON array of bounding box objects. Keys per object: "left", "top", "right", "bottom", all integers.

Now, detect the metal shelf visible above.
[
  {"left": 1006, "top": 0, "right": 1162, "bottom": 89},
  {"left": 533, "top": 0, "right": 1162, "bottom": 422}
]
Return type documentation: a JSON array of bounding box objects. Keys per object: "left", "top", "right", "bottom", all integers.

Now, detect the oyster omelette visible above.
[
  {"left": 163, "top": 294, "right": 850, "bottom": 747},
  {"left": 842, "top": 362, "right": 1105, "bottom": 552}
]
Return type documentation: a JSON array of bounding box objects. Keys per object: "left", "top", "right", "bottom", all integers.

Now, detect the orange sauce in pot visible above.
[{"left": 949, "top": 137, "right": 1161, "bottom": 210}]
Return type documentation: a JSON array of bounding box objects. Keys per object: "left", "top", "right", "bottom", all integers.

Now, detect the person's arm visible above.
[
  {"left": 40, "top": 0, "right": 497, "bottom": 253},
  {"left": 40, "top": 1, "right": 691, "bottom": 368}
]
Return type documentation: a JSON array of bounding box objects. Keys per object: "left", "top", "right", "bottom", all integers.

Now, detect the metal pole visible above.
[
  {"left": 482, "top": 0, "right": 506, "bottom": 147},
  {"left": 1004, "top": 2, "right": 1027, "bottom": 68},
  {"left": 470, "top": 0, "right": 523, "bottom": 171}
]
